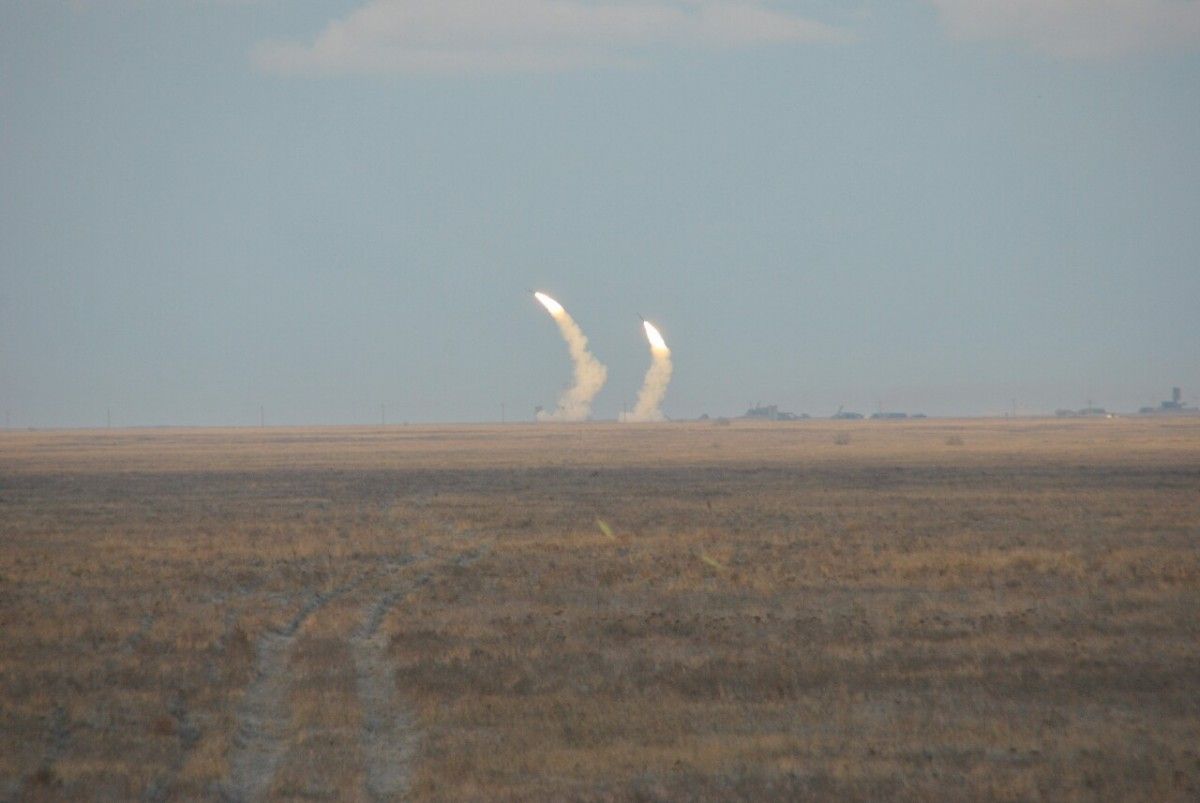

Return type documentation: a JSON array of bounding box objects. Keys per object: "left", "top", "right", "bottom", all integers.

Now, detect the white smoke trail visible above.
[
  {"left": 533, "top": 292, "right": 607, "bottom": 421},
  {"left": 625, "top": 319, "right": 672, "bottom": 422}
]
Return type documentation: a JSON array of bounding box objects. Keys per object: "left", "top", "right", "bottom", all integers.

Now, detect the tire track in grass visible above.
[
  {"left": 347, "top": 531, "right": 488, "bottom": 799},
  {"left": 352, "top": 570, "right": 429, "bottom": 801},
  {"left": 222, "top": 585, "right": 351, "bottom": 802},
  {"left": 221, "top": 550, "right": 442, "bottom": 801},
  {"left": 145, "top": 589, "right": 255, "bottom": 801},
  {"left": 141, "top": 691, "right": 200, "bottom": 802}
]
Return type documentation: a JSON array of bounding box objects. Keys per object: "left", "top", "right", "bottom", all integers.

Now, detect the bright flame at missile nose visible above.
[
  {"left": 643, "top": 320, "right": 669, "bottom": 353},
  {"left": 534, "top": 291, "right": 565, "bottom": 317}
]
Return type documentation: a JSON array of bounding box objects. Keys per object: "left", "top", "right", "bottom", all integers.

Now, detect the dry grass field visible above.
[{"left": 1, "top": 418, "right": 1198, "bottom": 801}]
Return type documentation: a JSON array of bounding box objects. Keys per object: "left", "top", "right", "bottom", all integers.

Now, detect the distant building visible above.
[
  {"left": 831, "top": 410, "right": 864, "bottom": 420},
  {"left": 1057, "top": 407, "right": 1107, "bottom": 418},
  {"left": 1139, "top": 387, "right": 1195, "bottom": 415},
  {"left": 870, "top": 412, "right": 908, "bottom": 420},
  {"left": 744, "top": 404, "right": 778, "bottom": 420},
  {"left": 743, "top": 404, "right": 808, "bottom": 421},
  {"left": 1162, "top": 387, "right": 1185, "bottom": 410}
]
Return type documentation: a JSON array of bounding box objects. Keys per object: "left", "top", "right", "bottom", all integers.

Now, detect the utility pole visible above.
[
  {"left": 259, "top": 405, "right": 265, "bottom": 428},
  {"left": 106, "top": 407, "right": 111, "bottom": 429}
]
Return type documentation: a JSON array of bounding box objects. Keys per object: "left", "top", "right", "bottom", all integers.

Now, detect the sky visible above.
[{"left": 1, "top": 0, "right": 1198, "bottom": 426}]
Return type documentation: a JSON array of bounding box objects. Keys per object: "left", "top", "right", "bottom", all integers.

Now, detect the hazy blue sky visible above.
[{"left": 2, "top": 1, "right": 1198, "bottom": 426}]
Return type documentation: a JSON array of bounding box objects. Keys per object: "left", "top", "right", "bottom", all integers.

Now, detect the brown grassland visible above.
[{"left": 1, "top": 418, "right": 1198, "bottom": 801}]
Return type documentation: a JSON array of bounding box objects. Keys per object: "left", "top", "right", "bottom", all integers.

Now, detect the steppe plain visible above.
[{"left": 1, "top": 418, "right": 1198, "bottom": 801}]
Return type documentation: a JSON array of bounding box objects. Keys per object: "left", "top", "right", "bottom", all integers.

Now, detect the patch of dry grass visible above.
[{"left": 1, "top": 418, "right": 1198, "bottom": 800}]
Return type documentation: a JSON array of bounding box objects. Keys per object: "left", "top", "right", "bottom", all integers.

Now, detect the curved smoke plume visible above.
[
  {"left": 533, "top": 292, "right": 607, "bottom": 421},
  {"left": 625, "top": 319, "right": 672, "bottom": 422}
]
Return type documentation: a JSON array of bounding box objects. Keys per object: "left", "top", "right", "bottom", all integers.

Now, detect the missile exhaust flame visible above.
[
  {"left": 533, "top": 291, "right": 564, "bottom": 317},
  {"left": 532, "top": 291, "right": 607, "bottom": 422},
  {"left": 643, "top": 320, "right": 668, "bottom": 353},
  {"left": 625, "top": 318, "right": 673, "bottom": 422}
]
